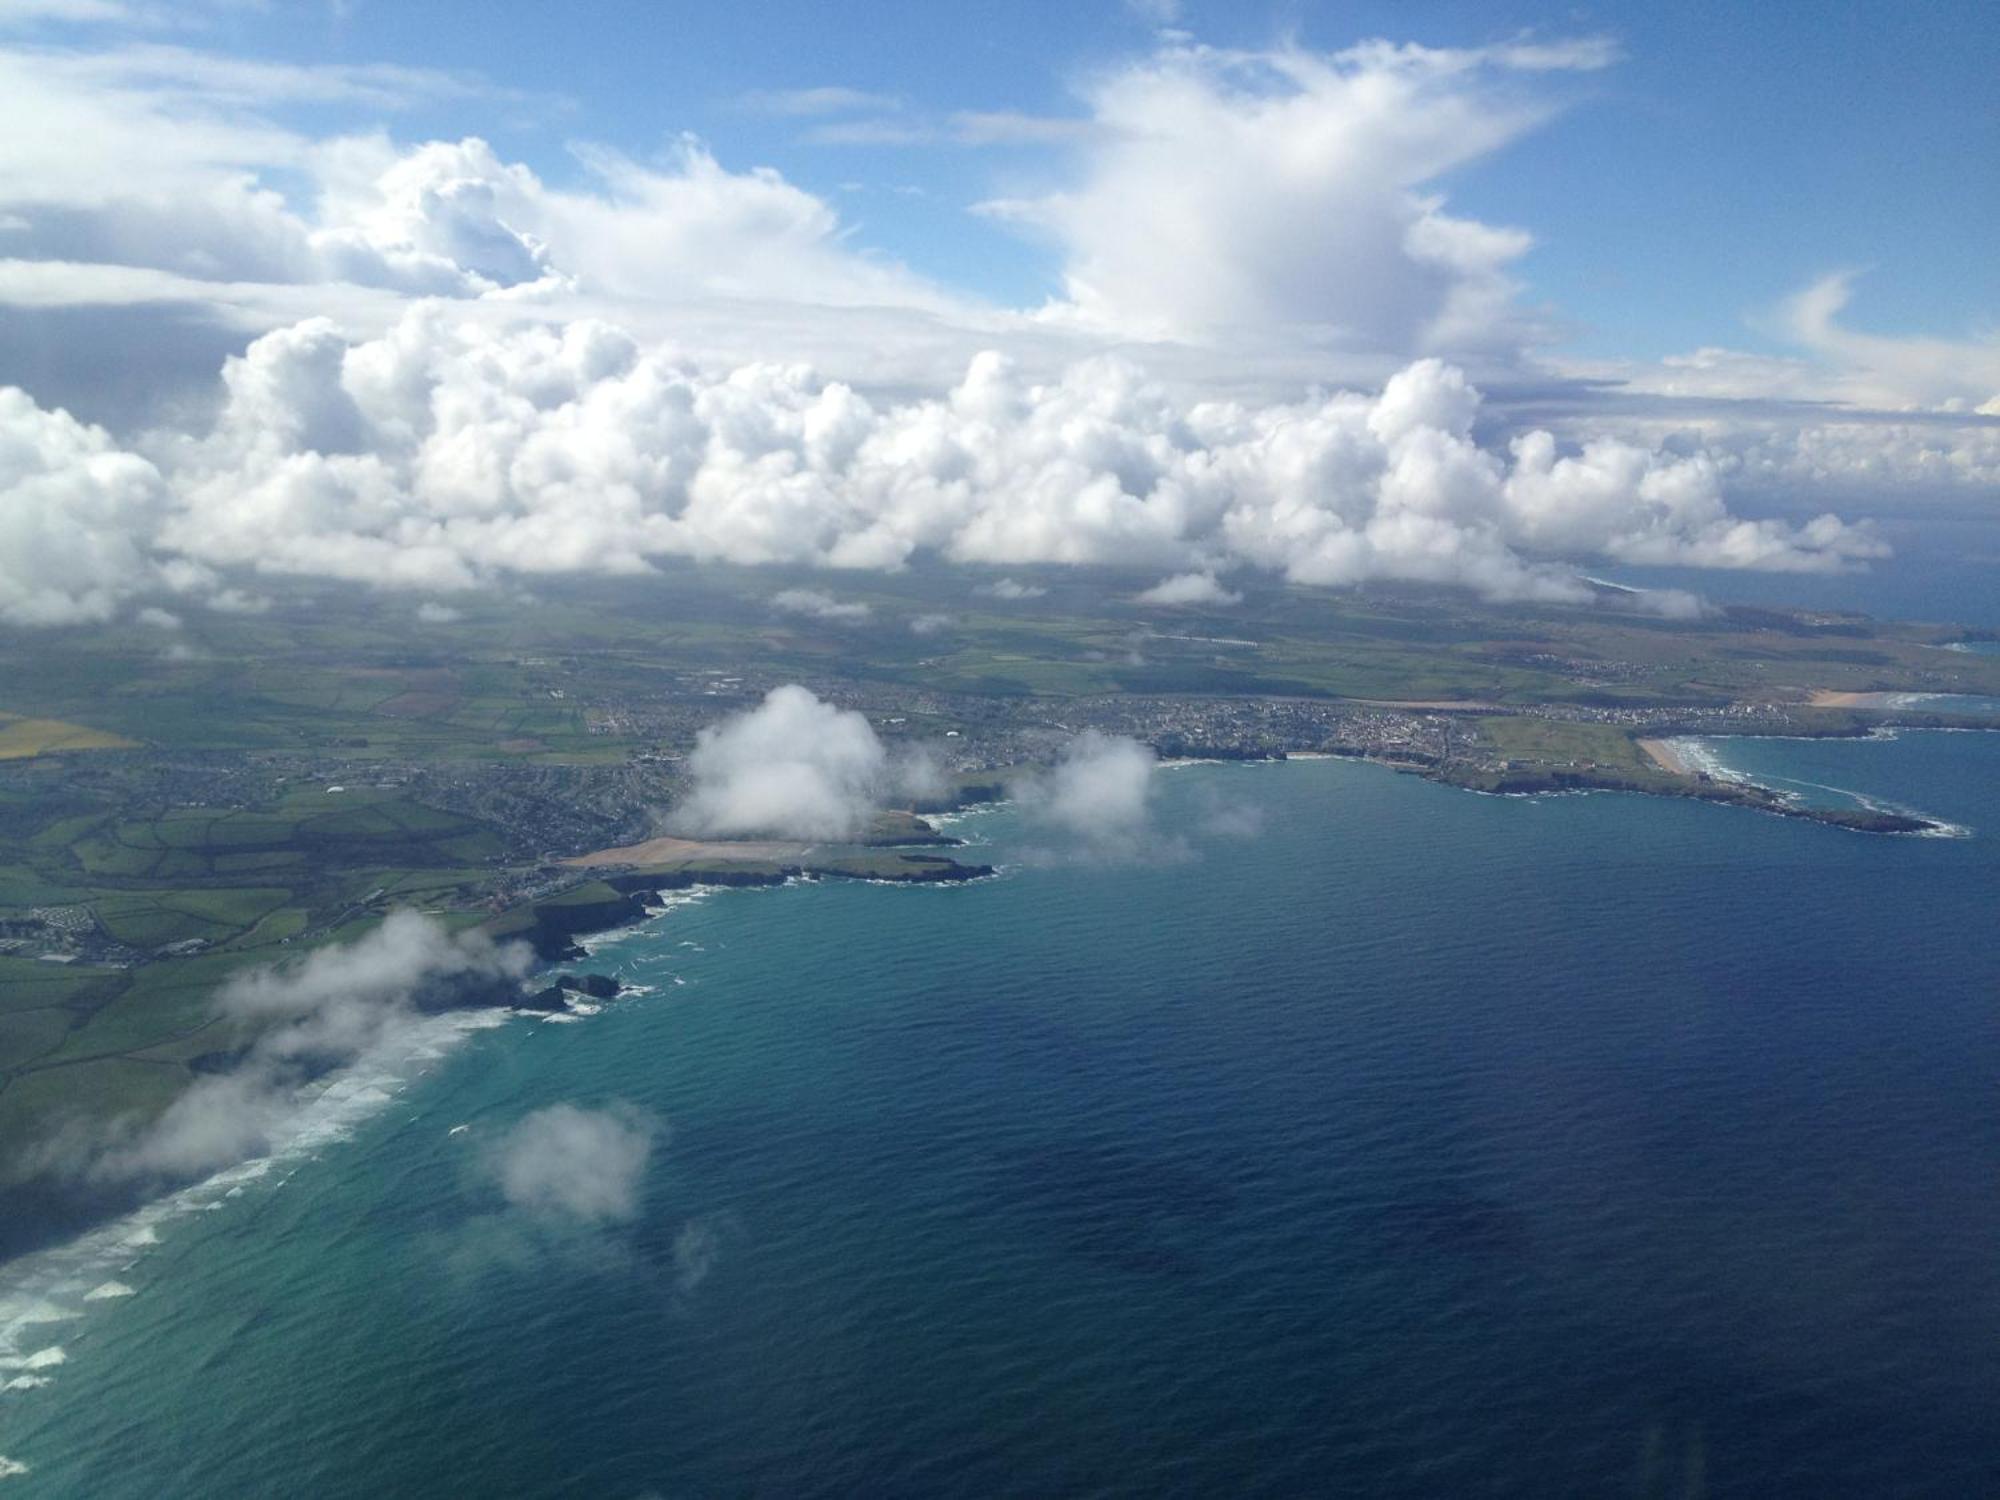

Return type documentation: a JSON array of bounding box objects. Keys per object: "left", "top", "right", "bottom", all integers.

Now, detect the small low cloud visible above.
[
  {"left": 1624, "top": 587, "right": 1713, "bottom": 621},
  {"left": 1585, "top": 578, "right": 1715, "bottom": 621},
  {"left": 416, "top": 601, "right": 463, "bottom": 623},
  {"left": 669, "top": 684, "right": 936, "bottom": 840},
  {"left": 1019, "top": 731, "right": 1171, "bottom": 861},
  {"left": 772, "top": 587, "right": 872, "bottom": 623},
  {"left": 910, "top": 612, "right": 953, "bottom": 636},
  {"left": 135, "top": 606, "right": 181, "bottom": 630},
  {"left": 976, "top": 578, "right": 1046, "bottom": 601},
  {"left": 1135, "top": 571, "right": 1241, "bottom": 607},
  {"left": 485, "top": 1102, "right": 660, "bottom": 1225}
]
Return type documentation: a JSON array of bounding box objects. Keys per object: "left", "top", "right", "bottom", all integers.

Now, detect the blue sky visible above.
[
  {"left": 0, "top": 0, "right": 1993, "bottom": 626},
  {"left": 87, "top": 0, "right": 1998, "bottom": 363}
]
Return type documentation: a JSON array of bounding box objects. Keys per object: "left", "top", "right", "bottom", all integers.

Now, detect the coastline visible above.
[
  {"left": 0, "top": 729, "right": 1974, "bottom": 1308},
  {"left": 1636, "top": 737, "right": 1692, "bottom": 776},
  {"left": 1631, "top": 729, "right": 1969, "bottom": 840},
  {"left": 0, "top": 831, "right": 1001, "bottom": 1297},
  {"left": 9, "top": 724, "right": 1999, "bottom": 1496},
  {"left": 0, "top": 1003, "right": 515, "bottom": 1422},
  {"left": 0, "top": 847, "right": 973, "bottom": 1407},
  {"left": 0, "top": 727, "right": 1988, "bottom": 1475}
]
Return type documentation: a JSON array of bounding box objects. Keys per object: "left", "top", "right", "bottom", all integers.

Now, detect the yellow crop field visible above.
[{"left": 0, "top": 714, "right": 139, "bottom": 759}]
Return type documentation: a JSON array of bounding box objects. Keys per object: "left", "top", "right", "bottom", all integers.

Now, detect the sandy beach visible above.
[
  {"left": 1637, "top": 738, "right": 1692, "bottom": 775},
  {"left": 1809, "top": 690, "right": 1905, "bottom": 709},
  {"left": 565, "top": 834, "right": 819, "bottom": 868}
]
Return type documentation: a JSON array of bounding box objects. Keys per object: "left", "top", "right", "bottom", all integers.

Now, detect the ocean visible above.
[{"left": 3, "top": 731, "right": 1999, "bottom": 1497}]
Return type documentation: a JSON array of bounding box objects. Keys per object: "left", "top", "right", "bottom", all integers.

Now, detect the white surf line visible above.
[
  {"left": 0, "top": 868, "right": 719, "bottom": 1407},
  {"left": 1669, "top": 737, "right": 1968, "bottom": 835},
  {"left": 1754, "top": 771, "right": 1889, "bottom": 809},
  {"left": 1662, "top": 738, "right": 1749, "bottom": 785},
  {"left": 1753, "top": 772, "right": 1970, "bottom": 837},
  {"left": 0, "top": 1005, "right": 514, "bottom": 1399}
]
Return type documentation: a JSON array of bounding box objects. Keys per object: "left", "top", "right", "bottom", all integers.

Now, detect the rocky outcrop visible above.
[{"left": 556, "top": 972, "right": 623, "bottom": 1000}]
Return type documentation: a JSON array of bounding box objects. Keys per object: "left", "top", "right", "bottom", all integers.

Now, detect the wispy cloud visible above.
[
  {"left": 801, "top": 108, "right": 1091, "bottom": 148},
  {"left": 741, "top": 84, "right": 901, "bottom": 117},
  {"left": 772, "top": 587, "right": 873, "bottom": 623}
]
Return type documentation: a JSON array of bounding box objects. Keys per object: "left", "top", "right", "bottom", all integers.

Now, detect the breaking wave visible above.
[{"left": 0, "top": 1006, "right": 511, "bottom": 1401}]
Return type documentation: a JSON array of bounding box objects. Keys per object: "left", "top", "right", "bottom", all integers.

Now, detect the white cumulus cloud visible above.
[
  {"left": 0, "top": 313, "right": 1898, "bottom": 625},
  {"left": 992, "top": 37, "right": 1612, "bottom": 350},
  {"left": 669, "top": 684, "right": 936, "bottom": 840},
  {"left": 1019, "top": 731, "right": 1165, "bottom": 860},
  {"left": 485, "top": 1102, "right": 660, "bottom": 1225},
  {"left": 0, "top": 386, "right": 165, "bottom": 624},
  {"left": 1135, "top": 571, "right": 1241, "bottom": 606},
  {"left": 976, "top": 577, "right": 1047, "bottom": 600},
  {"left": 126, "top": 318, "right": 1883, "bottom": 606}
]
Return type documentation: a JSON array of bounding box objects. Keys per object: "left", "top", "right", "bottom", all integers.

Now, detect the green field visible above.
[
  {"left": 0, "top": 777, "right": 511, "bottom": 1159},
  {"left": 1473, "top": 716, "right": 1653, "bottom": 772}
]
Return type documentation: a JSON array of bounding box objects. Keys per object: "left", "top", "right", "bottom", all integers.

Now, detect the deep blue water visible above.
[{"left": 4, "top": 736, "right": 2000, "bottom": 1497}]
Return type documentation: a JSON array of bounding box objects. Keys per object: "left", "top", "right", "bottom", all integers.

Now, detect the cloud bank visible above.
[
  {"left": 0, "top": 24, "right": 1989, "bottom": 631},
  {"left": 0, "top": 316, "right": 1898, "bottom": 626},
  {"left": 0, "top": 386, "right": 166, "bottom": 625}
]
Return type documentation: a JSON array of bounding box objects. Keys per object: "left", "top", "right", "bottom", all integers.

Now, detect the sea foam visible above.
[
  {"left": 0, "top": 1005, "right": 512, "bottom": 1399},
  {"left": 0, "top": 876, "right": 708, "bottom": 1407},
  {"left": 0, "top": 1346, "right": 66, "bottom": 1376}
]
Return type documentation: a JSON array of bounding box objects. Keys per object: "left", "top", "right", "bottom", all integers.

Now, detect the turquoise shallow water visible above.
[{"left": 4, "top": 736, "right": 2000, "bottom": 1497}]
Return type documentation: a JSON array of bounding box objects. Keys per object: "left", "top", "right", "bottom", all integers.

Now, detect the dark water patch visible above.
[
  {"left": 1348, "top": 1190, "right": 1530, "bottom": 1259},
  {"left": 982, "top": 1141, "right": 1243, "bottom": 1276}
]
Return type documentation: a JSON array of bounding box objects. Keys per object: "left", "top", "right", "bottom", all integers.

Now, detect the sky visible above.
[
  {"left": 0, "top": 0, "right": 1995, "bottom": 625},
  {"left": 255, "top": 0, "right": 1997, "bottom": 363}
]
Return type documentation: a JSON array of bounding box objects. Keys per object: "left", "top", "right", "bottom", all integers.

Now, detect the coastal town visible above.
[{"left": 8, "top": 667, "right": 1992, "bottom": 976}]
